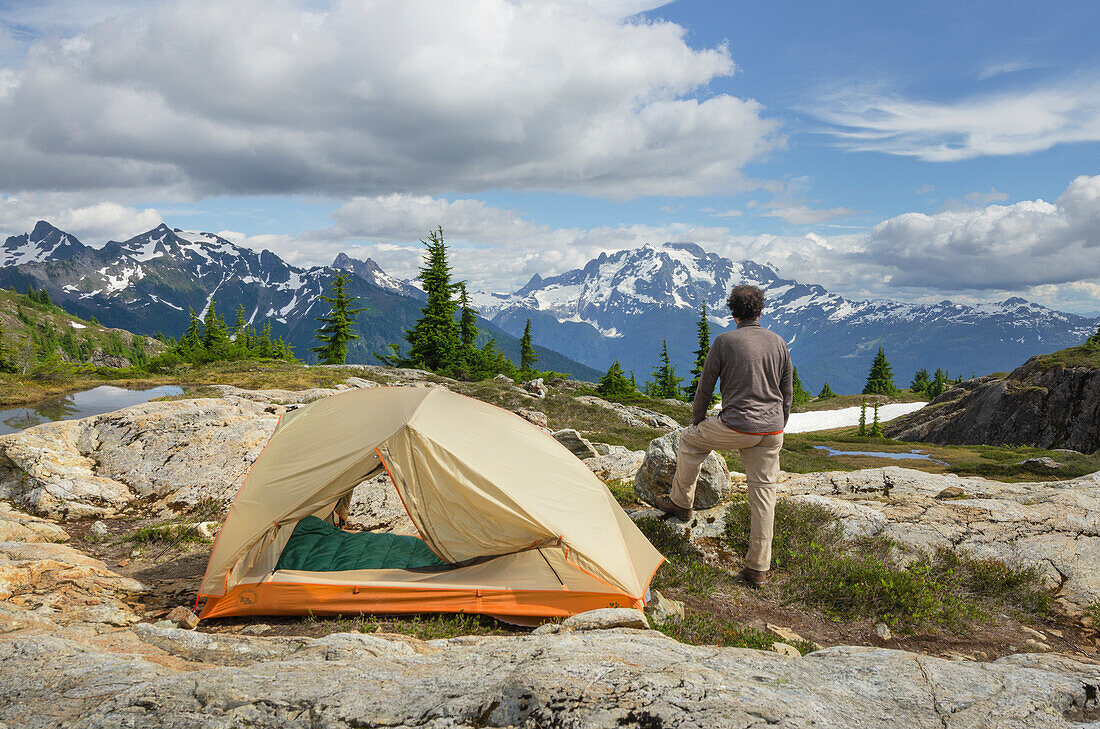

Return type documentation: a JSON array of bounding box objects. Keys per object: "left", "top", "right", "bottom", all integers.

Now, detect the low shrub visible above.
[
  {"left": 723, "top": 496, "right": 1051, "bottom": 633},
  {"left": 634, "top": 516, "right": 729, "bottom": 596}
]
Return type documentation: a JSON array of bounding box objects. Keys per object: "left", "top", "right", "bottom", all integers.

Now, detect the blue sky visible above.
[{"left": 0, "top": 0, "right": 1098, "bottom": 312}]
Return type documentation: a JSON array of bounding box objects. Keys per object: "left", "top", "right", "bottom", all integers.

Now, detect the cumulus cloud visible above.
[
  {"left": 0, "top": 0, "right": 780, "bottom": 199},
  {"left": 811, "top": 78, "right": 1100, "bottom": 161},
  {"left": 0, "top": 193, "right": 162, "bottom": 242},
  {"left": 866, "top": 175, "right": 1100, "bottom": 289}
]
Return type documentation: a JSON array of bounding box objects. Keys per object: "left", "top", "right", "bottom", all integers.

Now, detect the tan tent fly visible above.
[{"left": 198, "top": 387, "right": 664, "bottom": 621}]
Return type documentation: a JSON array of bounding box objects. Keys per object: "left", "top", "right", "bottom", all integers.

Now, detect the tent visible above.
[{"left": 197, "top": 386, "right": 664, "bottom": 621}]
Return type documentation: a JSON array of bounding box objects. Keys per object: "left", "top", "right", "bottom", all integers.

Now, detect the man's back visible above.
[{"left": 693, "top": 321, "right": 793, "bottom": 434}]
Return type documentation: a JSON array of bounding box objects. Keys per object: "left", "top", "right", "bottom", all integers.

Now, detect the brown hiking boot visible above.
[
  {"left": 654, "top": 494, "right": 693, "bottom": 521},
  {"left": 738, "top": 567, "right": 770, "bottom": 588}
]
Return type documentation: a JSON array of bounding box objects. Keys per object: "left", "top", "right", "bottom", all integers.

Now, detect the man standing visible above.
[{"left": 655, "top": 284, "right": 792, "bottom": 588}]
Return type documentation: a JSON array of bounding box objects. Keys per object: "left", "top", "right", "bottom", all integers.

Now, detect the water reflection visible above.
[
  {"left": 812, "top": 445, "right": 948, "bottom": 465},
  {"left": 0, "top": 385, "right": 184, "bottom": 436}
]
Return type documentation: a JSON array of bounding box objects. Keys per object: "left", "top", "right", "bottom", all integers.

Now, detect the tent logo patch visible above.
[{"left": 238, "top": 589, "right": 258, "bottom": 607}]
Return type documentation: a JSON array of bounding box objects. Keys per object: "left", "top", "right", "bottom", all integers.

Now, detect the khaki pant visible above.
[{"left": 669, "top": 418, "right": 783, "bottom": 572}]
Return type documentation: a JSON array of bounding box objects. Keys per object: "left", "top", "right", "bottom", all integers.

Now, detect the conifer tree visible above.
[
  {"left": 858, "top": 398, "right": 867, "bottom": 436},
  {"left": 869, "top": 403, "right": 884, "bottom": 437},
  {"left": 202, "top": 302, "right": 230, "bottom": 354},
  {"left": 598, "top": 360, "right": 635, "bottom": 398},
  {"left": 259, "top": 321, "right": 273, "bottom": 359},
  {"left": 457, "top": 284, "right": 478, "bottom": 353},
  {"left": 791, "top": 366, "right": 811, "bottom": 407},
  {"left": 862, "top": 347, "right": 899, "bottom": 396},
  {"left": 910, "top": 368, "right": 931, "bottom": 394},
  {"left": 404, "top": 227, "right": 461, "bottom": 373},
  {"left": 645, "top": 340, "right": 683, "bottom": 399},
  {"left": 88, "top": 315, "right": 100, "bottom": 326},
  {"left": 233, "top": 305, "right": 249, "bottom": 356},
  {"left": 181, "top": 308, "right": 203, "bottom": 354},
  {"left": 817, "top": 381, "right": 836, "bottom": 399},
  {"left": 518, "top": 318, "right": 539, "bottom": 374},
  {"left": 927, "top": 368, "right": 950, "bottom": 399},
  {"left": 310, "top": 273, "right": 365, "bottom": 365},
  {"left": 685, "top": 303, "right": 712, "bottom": 399},
  {"left": 1090, "top": 323, "right": 1100, "bottom": 346}
]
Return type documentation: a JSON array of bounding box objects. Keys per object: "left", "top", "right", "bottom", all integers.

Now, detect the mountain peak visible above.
[
  {"left": 332, "top": 252, "right": 421, "bottom": 299},
  {"left": 31, "top": 220, "right": 61, "bottom": 238}
]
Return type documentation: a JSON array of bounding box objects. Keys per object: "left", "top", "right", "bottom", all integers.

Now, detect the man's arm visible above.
[
  {"left": 692, "top": 345, "right": 720, "bottom": 426},
  {"left": 780, "top": 344, "right": 793, "bottom": 425}
]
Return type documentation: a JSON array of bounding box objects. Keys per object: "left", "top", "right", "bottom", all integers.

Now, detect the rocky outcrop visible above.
[
  {"left": 884, "top": 356, "right": 1100, "bottom": 453},
  {"left": 584, "top": 445, "right": 646, "bottom": 482},
  {"left": 0, "top": 398, "right": 279, "bottom": 519},
  {"left": 633, "top": 429, "right": 731, "bottom": 508},
  {"left": 0, "top": 541, "right": 145, "bottom": 631},
  {"left": 779, "top": 467, "right": 1100, "bottom": 615},
  {"left": 1, "top": 627, "right": 1098, "bottom": 728},
  {"left": 575, "top": 394, "right": 682, "bottom": 430}
]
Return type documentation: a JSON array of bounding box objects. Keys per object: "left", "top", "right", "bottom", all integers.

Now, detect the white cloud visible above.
[
  {"left": 0, "top": 193, "right": 162, "bottom": 242},
  {"left": 758, "top": 203, "right": 858, "bottom": 225},
  {"left": 0, "top": 0, "right": 780, "bottom": 200},
  {"left": 866, "top": 175, "right": 1100, "bottom": 289},
  {"left": 811, "top": 78, "right": 1100, "bottom": 161},
  {"left": 963, "top": 188, "right": 1009, "bottom": 205},
  {"left": 915, "top": 183, "right": 936, "bottom": 195}
]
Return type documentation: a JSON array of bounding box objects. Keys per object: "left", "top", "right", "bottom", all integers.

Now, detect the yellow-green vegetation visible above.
[
  {"left": 605, "top": 479, "right": 636, "bottom": 507},
  {"left": 723, "top": 496, "right": 1051, "bottom": 633},
  {"left": 1031, "top": 339, "right": 1100, "bottom": 371},
  {"left": 769, "top": 430, "right": 1100, "bottom": 481},
  {"left": 126, "top": 522, "right": 210, "bottom": 546},
  {"left": 655, "top": 613, "right": 817, "bottom": 655},
  {"left": 297, "top": 611, "right": 509, "bottom": 640},
  {"left": 635, "top": 516, "right": 730, "bottom": 597}
]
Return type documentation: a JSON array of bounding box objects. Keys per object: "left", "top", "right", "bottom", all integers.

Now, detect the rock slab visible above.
[{"left": 633, "top": 429, "right": 731, "bottom": 509}]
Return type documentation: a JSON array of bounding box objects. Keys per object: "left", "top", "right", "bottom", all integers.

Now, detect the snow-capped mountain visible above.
[
  {"left": 332, "top": 252, "right": 423, "bottom": 300},
  {"left": 475, "top": 242, "right": 1100, "bottom": 393},
  {"left": 0, "top": 220, "right": 87, "bottom": 266},
  {"left": 0, "top": 221, "right": 599, "bottom": 378}
]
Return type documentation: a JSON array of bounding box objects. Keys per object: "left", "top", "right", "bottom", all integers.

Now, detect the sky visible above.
[{"left": 0, "top": 0, "right": 1098, "bottom": 312}]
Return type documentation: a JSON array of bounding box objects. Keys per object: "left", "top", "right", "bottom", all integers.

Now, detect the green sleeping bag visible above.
[{"left": 276, "top": 516, "right": 447, "bottom": 572}]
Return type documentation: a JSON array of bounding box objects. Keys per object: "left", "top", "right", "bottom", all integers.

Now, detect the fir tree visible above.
[
  {"left": 858, "top": 398, "right": 867, "bottom": 436},
  {"left": 404, "top": 227, "right": 461, "bottom": 373},
  {"left": 88, "top": 315, "right": 100, "bottom": 326},
  {"left": 862, "top": 347, "right": 899, "bottom": 396},
  {"left": 457, "top": 284, "right": 478, "bottom": 354},
  {"left": 259, "top": 321, "right": 273, "bottom": 359},
  {"left": 927, "top": 368, "right": 951, "bottom": 399},
  {"left": 202, "top": 302, "right": 230, "bottom": 354},
  {"left": 791, "top": 366, "right": 811, "bottom": 407},
  {"left": 685, "top": 303, "right": 712, "bottom": 399},
  {"left": 869, "top": 403, "right": 885, "bottom": 437},
  {"left": 181, "top": 308, "right": 203, "bottom": 354},
  {"left": 1090, "top": 323, "right": 1100, "bottom": 346},
  {"left": 232, "top": 305, "right": 249, "bottom": 356},
  {"left": 910, "top": 368, "right": 931, "bottom": 394},
  {"left": 645, "top": 340, "right": 683, "bottom": 399},
  {"left": 817, "top": 381, "right": 836, "bottom": 399},
  {"left": 310, "top": 273, "right": 365, "bottom": 365},
  {"left": 519, "top": 318, "right": 538, "bottom": 374},
  {"left": 598, "top": 360, "right": 635, "bottom": 398}
]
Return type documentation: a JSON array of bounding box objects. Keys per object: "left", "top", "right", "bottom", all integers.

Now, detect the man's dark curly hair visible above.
[{"left": 727, "top": 284, "right": 766, "bottom": 321}]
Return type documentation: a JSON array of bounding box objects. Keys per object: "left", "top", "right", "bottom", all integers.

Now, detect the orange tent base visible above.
[{"left": 199, "top": 581, "right": 645, "bottom": 620}]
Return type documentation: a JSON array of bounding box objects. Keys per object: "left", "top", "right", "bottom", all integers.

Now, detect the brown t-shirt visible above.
[{"left": 691, "top": 320, "right": 793, "bottom": 433}]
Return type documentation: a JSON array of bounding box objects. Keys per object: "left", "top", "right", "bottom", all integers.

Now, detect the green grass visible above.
[
  {"left": 605, "top": 479, "right": 637, "bottom": 507},
  {"left": 654, "top": 613, "right": 815, "bottom": 654},
  {"left": 792, "top": 389, "right": 927, "bottom": 414},
  {"left": 722, "top": 496, "right": 1052, "bottom": 633},
  {"left": 771, "top": 430, "right": 1100, "bottom": 481},
  {"left": 126, "top": 522, "right": 209, "bottom": 546},
  {"left": 1032, "top": 341, "right": 1100, "bottom": 371}
]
